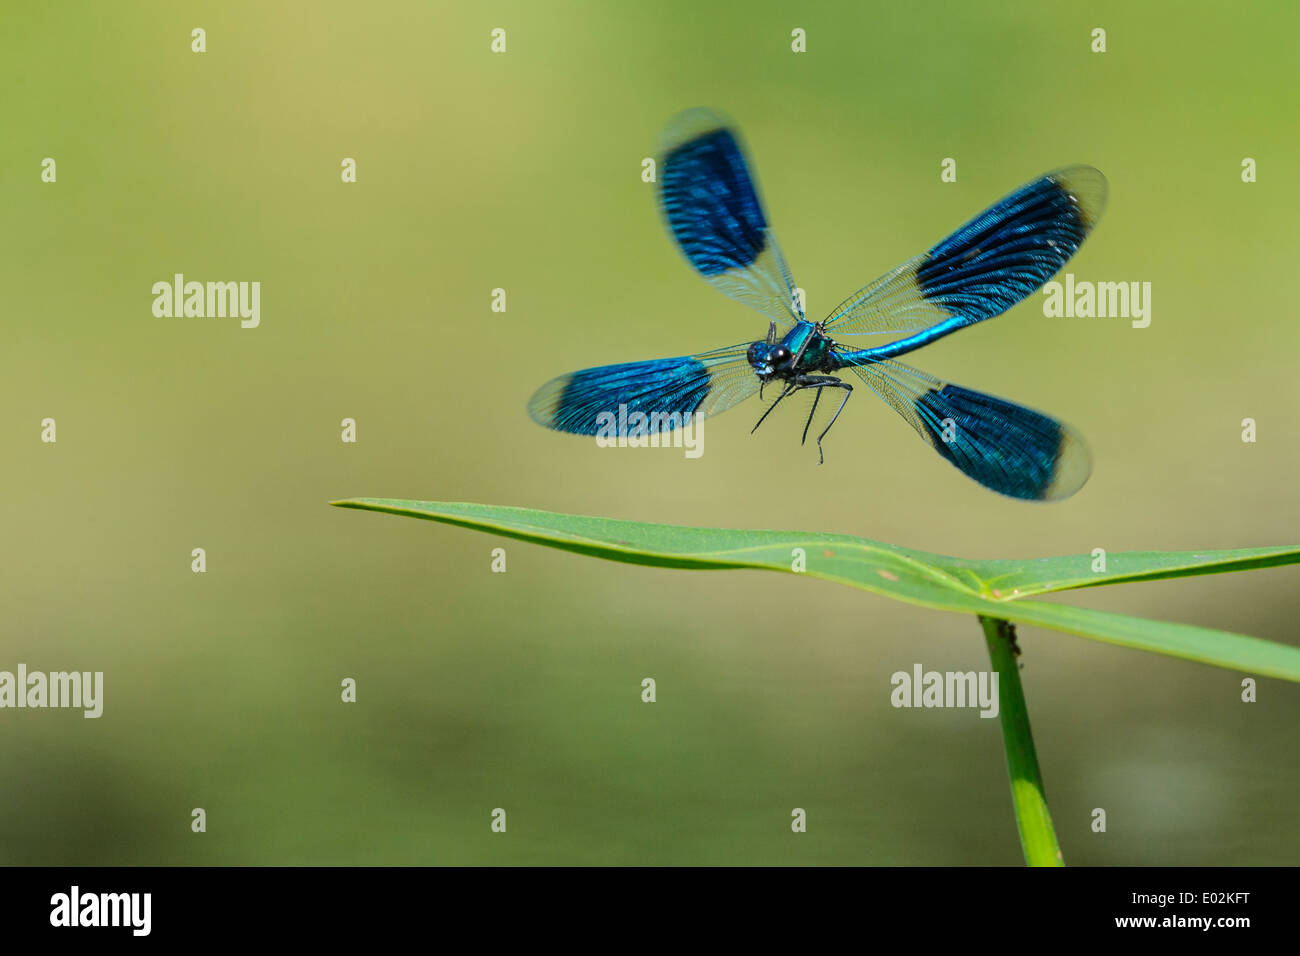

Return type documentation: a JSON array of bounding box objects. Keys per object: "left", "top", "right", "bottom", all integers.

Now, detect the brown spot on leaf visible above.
[{"left": 878, "top": 570, "right": 899, "bottom": 582}]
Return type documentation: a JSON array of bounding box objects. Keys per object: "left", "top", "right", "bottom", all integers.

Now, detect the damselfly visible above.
[{"left": 528, "top": 109, "right": 1106, "bottom": 500}]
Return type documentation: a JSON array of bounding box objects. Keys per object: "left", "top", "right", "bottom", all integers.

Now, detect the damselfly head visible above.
[{"left": 747, "top": 341, "right": 792, "bottom": 379}]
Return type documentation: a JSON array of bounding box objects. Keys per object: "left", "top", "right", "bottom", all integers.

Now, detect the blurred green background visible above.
[{"left": 2, "top": 0, "right": 1297, "bottom": 865}]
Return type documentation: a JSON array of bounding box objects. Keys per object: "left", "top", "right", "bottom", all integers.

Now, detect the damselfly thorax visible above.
[
  {"left": 746, "top": 320, "right": 840, "bottom": 379},
  {"left": 744, "top": 320, "right": 853, "bottom": 461}
]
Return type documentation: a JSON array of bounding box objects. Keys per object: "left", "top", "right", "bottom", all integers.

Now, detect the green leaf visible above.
[
  {"left": 331, "top": 498, "right": 1300, "bottom": 682},
  {"left": 972, "top": 546, "right": 1300, "bottom": 598}
]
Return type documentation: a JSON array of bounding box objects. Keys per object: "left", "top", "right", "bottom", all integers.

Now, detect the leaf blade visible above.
[
  {"left": 973, "top": 546, "right": 1300, "bottom": 598},
  {"left": 331, "top": 499, "right": 1300, "bottom": 680}
]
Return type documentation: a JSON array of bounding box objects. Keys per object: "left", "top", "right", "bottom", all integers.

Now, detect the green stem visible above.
[{"left": 980, "top": 615, "right": 1064, "bottom": 867}]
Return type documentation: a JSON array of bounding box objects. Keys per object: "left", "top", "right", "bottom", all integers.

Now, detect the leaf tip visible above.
[{"left": 330, "top": 498, "right": 370, "bottom": 510}]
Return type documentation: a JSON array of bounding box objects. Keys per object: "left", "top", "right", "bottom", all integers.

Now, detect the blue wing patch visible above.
[
  {"left": 658, "top": 109, "right": 801, "bottom": 325},
  {"left": 838, "top": 356, "right": 1091, "bottom": 500},
  {"left": 824, "top": 166, "right": 1106, "bottom": 340},
  {"left": 915, "top": 384, "right": 1085, "bottom": 501},
  {"left": 916, "top": 166, "right": 1107, "bottom": 322},
  {"left": 661, "top": 127, "right": 767, "bottom": 275},
  {"left": 527, "top": 345, "right": 759, "bottom": 436}
]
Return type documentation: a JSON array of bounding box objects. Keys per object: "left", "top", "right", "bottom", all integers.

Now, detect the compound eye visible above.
[{"left": 775, "top": 348, "right": 791, "bottom": 362}]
